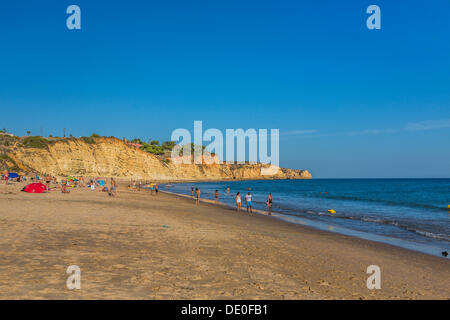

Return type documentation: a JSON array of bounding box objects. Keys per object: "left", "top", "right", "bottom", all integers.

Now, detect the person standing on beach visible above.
[
  {"left": 1, "top": 171, "right": 7, "bottom": 184},
  {"left": 45, "top": 175, "right": 51, "bottom": 189},
  {"left": 155, "top": 184, "right": 158, "bottom": 195},
  {"left": 235, "top": 192, "right": 241, "bottom": 211},
  {"left": 266, "top": 193, "right": 273, "bottom": 215},
  {"left": 214, "top": 190, "right": 219, "bottom": 202},
  {"left": 195, "top": 188, "right": 200, "bottom": 205},
  {"left": 191, "top": 187, "right": 194, "bottom": 197},
  {"left": 245, "top": 192, "right": 253, "bottom": 213},
  {"left": 110, "top": 177, "right": 117, "bottom": 197}
]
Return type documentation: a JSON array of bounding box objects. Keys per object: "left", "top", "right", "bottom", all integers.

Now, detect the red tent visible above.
[{"left": 24, "top": 183, "right": 47, "bottom": 194}]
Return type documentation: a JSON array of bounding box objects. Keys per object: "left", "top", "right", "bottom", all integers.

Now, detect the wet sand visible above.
[{"left": 0, "top": 181, "right": 448, "bottom": 299}]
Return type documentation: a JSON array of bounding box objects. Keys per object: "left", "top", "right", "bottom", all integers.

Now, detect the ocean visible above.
[{"left": 163, "top": 179, "right": 450, "bottom": 257}]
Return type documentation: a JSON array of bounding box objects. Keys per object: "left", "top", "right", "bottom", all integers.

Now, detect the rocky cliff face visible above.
[{"left": 2, "top": 136, "right": 312, "bottom": 181}]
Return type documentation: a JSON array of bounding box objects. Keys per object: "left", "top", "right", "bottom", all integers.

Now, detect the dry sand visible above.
[{"left": 0, "top": 181, "right": 449, "bottom": 299}]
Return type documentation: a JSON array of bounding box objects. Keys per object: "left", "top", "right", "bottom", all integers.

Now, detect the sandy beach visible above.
[{"left": 0, "top": 181, "right": 448, "bottom": 300}]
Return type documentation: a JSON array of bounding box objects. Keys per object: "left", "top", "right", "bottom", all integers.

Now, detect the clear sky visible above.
[{"left": 0, "top": 1, "right": 449, "bottom": 178}]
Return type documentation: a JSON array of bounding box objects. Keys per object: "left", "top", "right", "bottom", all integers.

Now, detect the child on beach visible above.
[
  {"left": 236, "top": 192, "right": 241, "bottom": 211},
  {"left": 245, "top": 192, "right": 253, "bottom": 213}
]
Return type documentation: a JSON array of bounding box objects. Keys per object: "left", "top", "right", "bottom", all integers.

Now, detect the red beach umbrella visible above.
[{"left": 24, "top": 183, "right": 47, "bottom": 194}]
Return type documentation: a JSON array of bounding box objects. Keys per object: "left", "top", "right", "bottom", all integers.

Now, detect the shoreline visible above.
[
  {"left": 160, "top": 189, "right": 448, "bottom": 259},
  {"left": 0, "top": 181, "right": 448, "bottom": 299}
]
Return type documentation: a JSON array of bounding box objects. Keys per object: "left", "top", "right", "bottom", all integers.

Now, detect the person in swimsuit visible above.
[
  {"left": 245, "top": 192, "right": 253, "bottom": 213},
  {"left": 155, "top": 184, "right": 158, "bottom": 195},
  {"left": 61, "top": 184, "right": 70, "bottom": 193},
  {"left": 235, "top": 192, "right": 241, "bottom": 212},
  {"left": 214, "top": 190, "right": 219, "bottom": 202},
  {"left": 110, "top": 177, "right": 117, "bottom": 197},
  {"left": 195, "top": 188, "right": 200, "bottom": 205},
  {"left": 45, "top": 175, "right": 51, "bottom": 189},
  {"left": 267, "top": 193, "right": 273, "bottom": 215},
  {"left": 191, "top": 187, "right": 194, "bottom": 197}
]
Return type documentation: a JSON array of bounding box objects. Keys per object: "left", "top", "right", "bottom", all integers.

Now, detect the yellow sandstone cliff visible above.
[{"left": 2, "top": 136, "right": 312, "bottom": 181}]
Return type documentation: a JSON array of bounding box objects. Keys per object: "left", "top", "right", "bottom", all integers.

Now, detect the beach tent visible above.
[
  {"left": 8, "top": 173, "right": 19, "bottom": 179},
  {"left": 23, "top": 183, "right": 47, "bottom": 193}
]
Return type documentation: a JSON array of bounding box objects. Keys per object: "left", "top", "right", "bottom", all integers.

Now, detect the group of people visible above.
[
  {"left": 1, "top": 171, "right": 29, "bottom": 184},
  {"left": 128, "top": 180, "right": 159, "bottom": 195},
  {"left": 0, "top": 171, "right": 120, "bottom": 196},
  {"left": 191, "top": 185, "right": 273, "bottom": 214}
]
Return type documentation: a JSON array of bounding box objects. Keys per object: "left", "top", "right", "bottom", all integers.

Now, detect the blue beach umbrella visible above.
[{"left": 8, "top": 173, "right": 19, "bottom": 179}]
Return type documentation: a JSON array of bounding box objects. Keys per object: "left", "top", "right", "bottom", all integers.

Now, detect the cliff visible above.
[{"left": 0, "top": 135, "right": 312, "bottom": 181}]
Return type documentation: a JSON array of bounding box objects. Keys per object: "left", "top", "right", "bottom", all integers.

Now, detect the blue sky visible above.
[{"left": 0, "top": 1, "right": 449, "bottom": 178}]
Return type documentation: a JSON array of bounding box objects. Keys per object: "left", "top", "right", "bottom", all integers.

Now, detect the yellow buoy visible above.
[{"left": 328, "top": 209, "right": 336, "bottom": 214}]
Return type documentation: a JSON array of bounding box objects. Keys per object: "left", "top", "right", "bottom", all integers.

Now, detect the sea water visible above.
[{"left": 163, "top": 179, "right": 450, "bottom": 257}]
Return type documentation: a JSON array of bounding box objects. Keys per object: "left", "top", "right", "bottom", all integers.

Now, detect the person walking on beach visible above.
[
  {"left": 214, "top": 190, "right": 219, "bottom": 202},
  {"left": 245, "top": 192, "right": 253, "bottom": 213},
  {"left": 235, "top": 192, "right": 241, "bottom": 212},
  {"left": 195, "top": 188, "right": 200, "bottom": 205},
  {"left": 266, "top": 193, "right": 273, "bottom": 215}
]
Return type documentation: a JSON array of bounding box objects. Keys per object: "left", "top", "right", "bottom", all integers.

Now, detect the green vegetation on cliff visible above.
[{"left": 21, "top": 136, "right": 49, "bottom": 149}]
